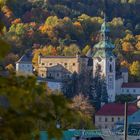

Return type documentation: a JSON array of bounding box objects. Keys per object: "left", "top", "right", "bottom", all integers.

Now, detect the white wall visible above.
[
  {"left": 16, "top": 63, "right": 33, "bottom": 75},
  {"left": 95, "top": 115, "right": 124, "bottom": 129},
  {"left": 121, "top": 87, "right": 140, "bottom": 95}
]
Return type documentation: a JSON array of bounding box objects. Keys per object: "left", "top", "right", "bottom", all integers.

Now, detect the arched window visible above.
[
  {"left": 97, "top": 64, "right": 101, "bottom": 72},
  {"left": 109, "top": 64, "right": 113, "bottom": 72}
]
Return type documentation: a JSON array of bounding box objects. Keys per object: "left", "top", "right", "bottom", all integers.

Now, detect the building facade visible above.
[
  {"left": 38, "top": 53, "right": 88, "bottom": 80},
  {"left": 93, "top": 20, "right": 116, "bottom": 102},
  {"left": 121, "top": 83, "right": 140, "bottom": 96},
  {"left": 95, "top": 103, "right": 137, "bottom": 130},
  {"left": 16, "top": 53, "right": 33, "bottom": 75}
]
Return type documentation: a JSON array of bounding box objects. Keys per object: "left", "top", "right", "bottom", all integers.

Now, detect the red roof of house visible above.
[
  {"left": 122, "top": 83, "right": 140, "bottom": 88},
  {"left": 96, "top": 103, "right": 137, "bottom": 116}
]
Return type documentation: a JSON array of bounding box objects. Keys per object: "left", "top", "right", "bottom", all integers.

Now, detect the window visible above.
[
  {"left": 127, "top": 89, "right": 129, "bottom": 93},
  {"left": 42, "top": 63, "right": 45, "bottom": 65},
  {"left": 99, "top": 117, "right": 102, "bottom": 121},
  {"left": 64, "top": 63, "right": 67, "bottom": 66},
  {"left": 49, "top": 63, "right": 52, "bottom": 66},
  {"left": 112, "top": 117, "right": 114, "bottom": 122},
  {"left": 110, "top": 57, "right": 113, "bottom": 62},
  {"left": 42, "top": 73, "right": 44, "bottom": 77},
  {"left": 118, "top": 117, "right": 120, "bottom": 121},
  {"left": 105, "top": 118, "right": 108, "bottom": 122},
  {"left": 97, "top": 64, "right": 101, "bottom": 72},
  {"left": 109, "top": 64, "right": 113, "bottom": 72},
  {"left": 57, "top": 73, "right": 59, "bottom": 77},
  {"left": 133, "top": 89, "right": 136, "bottom": 93},
  {"left": 105, "top": 125, "right": 107, "bottom": 129},
  {"left": 73, "top": 63, "right": 75, "bottom": 66}
]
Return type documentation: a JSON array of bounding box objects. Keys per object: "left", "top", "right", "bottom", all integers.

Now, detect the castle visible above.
[{"left": 16, "top": 20, "right": 140, "bottom": 102}]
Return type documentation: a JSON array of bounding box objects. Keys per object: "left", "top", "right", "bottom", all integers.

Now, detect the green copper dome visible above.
[
  {"left": 93, "top": 49, "right": 115, "bottom": 58},
  {"left": 93, "top": 19, "right": 115, "bottom": 58},
  {"left": 94, "top": 40, "right": 115, "bottom": 49}
]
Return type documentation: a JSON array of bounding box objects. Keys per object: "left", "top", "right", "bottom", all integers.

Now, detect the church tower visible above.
[{"left": 93, "top": 17, "right": 116, "bottom": 102}]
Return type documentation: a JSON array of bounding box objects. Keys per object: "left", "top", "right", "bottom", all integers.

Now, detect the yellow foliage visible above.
[
  {"left": 135, "top": 41, "right": 140, "bottom": 51},
  {"left": 129, "top": 61, "right": 140, "bottom": 78},
  {"left": 39, "top": 25, "right": 52, "bottom": 34},
  {"left": 124, "top": 34, "right": 134, "bottom": 42},
  {"left": 5, "top": 64, "right": 14, "bottom": 72}
]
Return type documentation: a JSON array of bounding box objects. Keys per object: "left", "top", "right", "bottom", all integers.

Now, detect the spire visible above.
[{"left": 100, "top": 13, "right": 110, "bottom": 41}]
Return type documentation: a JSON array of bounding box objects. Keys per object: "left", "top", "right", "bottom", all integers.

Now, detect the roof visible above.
[
  {"left": 41, "top": 56, "right": 76, "bottom": 59},
  {"left": 94, "top": 41, "right": 115, "bottom": 49},
  {"left": 93, "top": 49, "right": 115, "bottom": 58},
  {"left": 40, "top": 55, "right": 88, "bottom": 59},
  {"left": 86, "top": 49, "right": 93, "bottom": 58},
  {"left": 122, "top": 83, "right": 140, "bottom": 88},
  {"left": 96, "top": 103, "right": 137, "bottom": 116},
  {"left": 17, "top": 53, "right": 32, "bottom": 63}
]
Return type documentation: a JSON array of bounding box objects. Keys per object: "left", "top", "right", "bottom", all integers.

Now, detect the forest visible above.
[{"left": 0, "top": 0, "right": 140, "bottom": 80}]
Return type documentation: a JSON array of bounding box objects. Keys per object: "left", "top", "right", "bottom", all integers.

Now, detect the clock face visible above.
[{"left": 97, "top": 57, "right": 102, "bottom": 62}]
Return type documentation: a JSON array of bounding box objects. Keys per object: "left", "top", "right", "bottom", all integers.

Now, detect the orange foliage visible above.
[
  {"left": 1, "top": 6, "right": 14, "bottom": 22},
  {"left": 120, "top": 60, "right": 130, "bottom": 68},
  {"left": 122, "top": 42, "right": 134, "bottom": 52},
  {"left": 29, "top": 22, "right": 36, "bottom": 28},
  {"left": 11, "top": 18, "right": 22, "bottom": 24},
  {"left": 73, "top": 21, "right": 82, "bottom": 29},
  {"left": 39, "top": 25, "right": 52, "bottom": 34},
  {"left": 51, "top": 48, "right": 57, "bottom": 56}
]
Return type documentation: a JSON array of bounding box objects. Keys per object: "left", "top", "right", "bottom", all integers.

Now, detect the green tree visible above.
[{"left": 101, "top": 77, "right": 108, "bottom": 104}]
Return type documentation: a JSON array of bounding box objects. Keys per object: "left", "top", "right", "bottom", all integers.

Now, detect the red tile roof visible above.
[
  {"left": 122, "top": 83, "right": 140, "bottom": 88},
  {"left": 96, "top": 103, "right": 137, "bottom": 116}
]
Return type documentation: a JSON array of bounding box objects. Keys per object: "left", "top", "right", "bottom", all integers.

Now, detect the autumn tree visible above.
[
  {"left": 129, "top": 61, "right": 140, "bottom": 81},
  {"left": 71, "top": 94, "right": 95, "bottom": 129}
]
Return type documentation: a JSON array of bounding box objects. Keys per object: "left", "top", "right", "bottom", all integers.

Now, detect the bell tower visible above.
[{"left": 93, "top": 16, "right": 116, "bottom": 102}]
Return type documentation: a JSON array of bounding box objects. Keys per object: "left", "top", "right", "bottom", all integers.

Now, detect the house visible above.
[
  {"left": 16, "top": 53, "right": 33, "bottom": 75},
  {"left": 121, "top": 83, "right": 140, "bottom": 96},
  {"left": 95, "top": 103, "right": 137, "bottom": 130}
]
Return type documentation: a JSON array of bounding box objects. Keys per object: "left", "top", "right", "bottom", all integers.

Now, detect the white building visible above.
[
  {"left": 16, "top": 53, "right": 33, "bottom": 75},
  {"left": 95, "top": 103, "right": 137, "bottom": 130},
  {"left": 92, "top": 20, "right": 116, "bottom": 102},
  {"left": 121, "top": 83, "right": 140, "bottom": 96}
]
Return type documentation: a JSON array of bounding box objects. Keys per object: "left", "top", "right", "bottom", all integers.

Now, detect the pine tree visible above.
[{"left": 101, "top": 77, "right": 108, "bottom": 104}]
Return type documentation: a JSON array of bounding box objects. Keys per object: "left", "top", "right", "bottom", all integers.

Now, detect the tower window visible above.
[
  {"left": 110, "top": 57, "right": 113, "bottom": 62},
  {"left": 97, "top": 64, "right": 101, "bottom": 72},
  {"left": 109, "top": 64, "right": 113, "bottom": 72},
  {"left": 112, "top": 117, "right": 114, "bottom": 122}
]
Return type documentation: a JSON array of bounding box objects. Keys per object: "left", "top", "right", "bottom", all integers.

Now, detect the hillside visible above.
[{"left": 0, "top": 0, "right": 140, "bottom": 81}]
